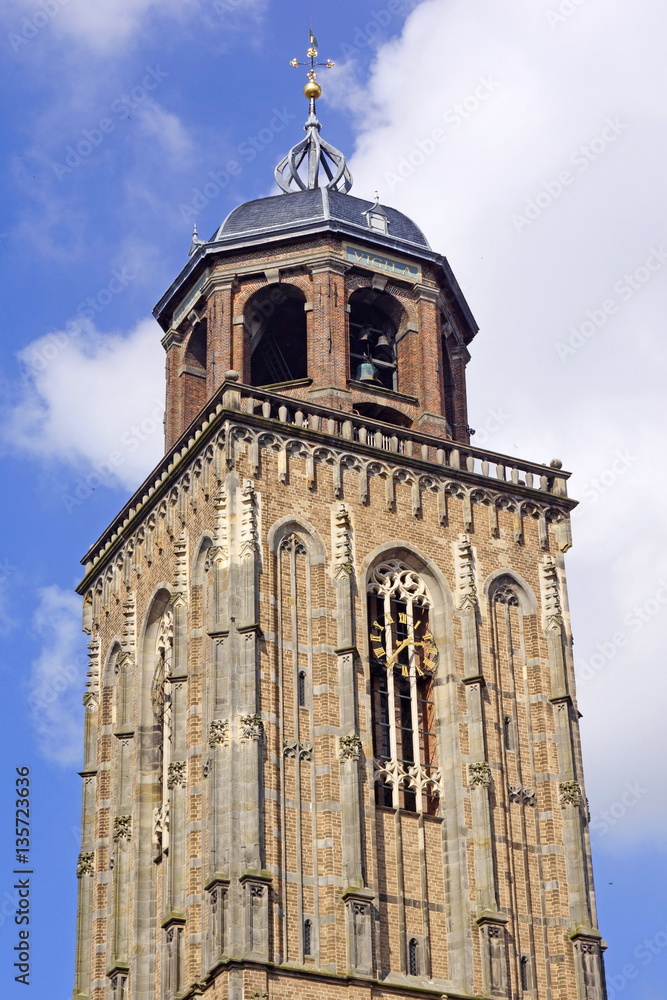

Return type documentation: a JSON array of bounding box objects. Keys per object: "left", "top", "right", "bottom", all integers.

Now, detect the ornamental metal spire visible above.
[{"left": 275, "top": 30, "right": 353, "bottom": 195}]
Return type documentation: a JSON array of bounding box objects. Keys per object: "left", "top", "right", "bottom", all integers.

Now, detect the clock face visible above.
[{"left": 369, "top": 609, "right": 437, "bottom": 676}]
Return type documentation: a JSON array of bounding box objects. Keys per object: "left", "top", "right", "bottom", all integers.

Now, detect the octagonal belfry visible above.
[{"left": 72, "top": 39, "right": 607, "bottom": 1000}]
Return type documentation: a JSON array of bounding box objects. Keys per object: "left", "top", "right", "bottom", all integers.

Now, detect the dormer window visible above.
[{"left": 362, "top": 194, "right": 389, "bottom": 235}]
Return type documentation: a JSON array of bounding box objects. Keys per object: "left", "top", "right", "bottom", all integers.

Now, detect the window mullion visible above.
[{"left": 384, "top": 594, "right": 399, "bottom": 807}]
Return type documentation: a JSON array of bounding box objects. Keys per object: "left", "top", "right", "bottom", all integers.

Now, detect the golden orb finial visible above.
[
  {"left": 289, "top": 29, "right": 334, "bottom": 104},
  {"left": 304, "top": 79, "right": 322, "bottom": 100}
]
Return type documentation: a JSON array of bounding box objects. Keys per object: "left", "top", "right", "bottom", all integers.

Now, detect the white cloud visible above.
[
  {"left": 5, "top": 0, "right": 199, "bottom": 54},
  {"left": 28, "top": 585, "right": 85, "bottom": 767},
  {"left": 335, "top": 0, "right": 667, "bottom": 844},
  {"left": 2, "top": 316, "right": 165, "bottom": 491}
]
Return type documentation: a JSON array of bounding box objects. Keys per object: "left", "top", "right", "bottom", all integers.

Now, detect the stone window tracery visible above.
[{"left": 367, "top": 560, "right": 440, "bottom": 814}]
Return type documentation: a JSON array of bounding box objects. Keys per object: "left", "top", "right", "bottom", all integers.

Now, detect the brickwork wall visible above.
[{"left": 73, "top": 401, "right": 605, "bottom": 1000}]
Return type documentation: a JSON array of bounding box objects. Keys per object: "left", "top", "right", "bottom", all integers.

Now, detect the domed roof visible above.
[{"left": 211, "top": 188, "right": 430, "bottom": 251}]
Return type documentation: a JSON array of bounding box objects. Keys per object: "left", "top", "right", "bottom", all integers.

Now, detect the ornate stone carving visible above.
[
  {"left": 167, "top": 760, "right": 187, "bottom": 789},
  {"left": 86, "top": 632, "right": 101, "bottom": 701},
  {"left": 559, "top": 779, "right": 582, "bottom": 806},
  {"left": 153, "top": 802, "right": 169, "bottom": 850},
  {"left": 468, "top": 761, "right": 492, "bottom": 788},
  {"left": 172, "top": 531, "right": 188, "bottom": 608},
  {"left": 240, "top": 714, "right": 264, "bottom": 742},
  {"left": 456, "top": 533, "right": 478, "bottom": 610},
  {"left": 339, "top": 734, "right": 363, "bottom": 761},
  {"left": 283, "top": 738, "right": 313, "bottom": 760},
  {"left": 76, "top": 851, "right": 94, "bottom": 877},
  {"left": 542, "top": 555, "right": 564, "bottom": 631},
  {"left": 240, "top": 480, "right": 260, "bottom": 557},
  {"left": 509, "top": 784, "right": 536, "bottom": 806},
  {"left": 374, "top": 758, "right": 443, "bottom": 804},
  {"left": 333, "top": 503, "right": 354, "bottom": 578},
  {"left": 208, "top": 719, "right": 230, "bottom": 747},
  {"left": 113, "top": 815, "right": 132, "bottom": 842}
]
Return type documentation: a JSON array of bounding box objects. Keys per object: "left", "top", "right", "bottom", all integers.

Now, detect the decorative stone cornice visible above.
[{"left": 77, "top": 381, "right": 574, "bottom": 594}]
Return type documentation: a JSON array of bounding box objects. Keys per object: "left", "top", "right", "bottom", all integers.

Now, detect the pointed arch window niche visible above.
[{"left": 367, "top": 560, "right": 440, "bottom": 814}]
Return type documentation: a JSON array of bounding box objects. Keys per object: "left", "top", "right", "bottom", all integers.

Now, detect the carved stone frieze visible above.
[
  {"left": 559, "top": 779, "right": 582, "bottom": 807},
  {"left": 167, "top": 760, "right": 187, "bottom": 789},
  {"left": 76, "top": 851, "right": 94, "bottom": 877},
  {"left": 208, "top": 718, "right": 230, "bottom": 748},
  {"left": 240, "top": 713, "right": 264, "bottom": 742},
  {"left": 339, "top": 734, "right": 363, "bottom": 761},
  {"left": 468, "top": 761, "right": 492, "bottom": 788},
  {"left": 113, "top": 815, "right": 132, "bottom": 842}
]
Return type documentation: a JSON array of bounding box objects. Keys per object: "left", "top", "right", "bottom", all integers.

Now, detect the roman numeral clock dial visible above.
[{"left": 370, "top": 611, "right": 437, "bottom": 675}]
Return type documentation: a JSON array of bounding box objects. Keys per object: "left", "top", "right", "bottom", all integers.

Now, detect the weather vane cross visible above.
[{"left": 289, "top": 29, "right": 334, "bottom": 101}]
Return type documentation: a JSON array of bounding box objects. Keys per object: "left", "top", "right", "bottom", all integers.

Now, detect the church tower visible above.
[{"left": 73, "top": 40, "right": 608, "bottom": 1000}]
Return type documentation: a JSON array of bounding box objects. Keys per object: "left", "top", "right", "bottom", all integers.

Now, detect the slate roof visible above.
[{"left": 211, "top": 188, "right": 430, "bottom": 251}]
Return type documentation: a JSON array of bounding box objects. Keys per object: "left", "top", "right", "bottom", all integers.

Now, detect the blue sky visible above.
[{"left": 0, "top": 1, "right": 666, "bottom": 997}]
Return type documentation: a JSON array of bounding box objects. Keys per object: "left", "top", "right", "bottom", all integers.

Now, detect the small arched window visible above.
[
  {"left": 298, "top": 670, "right": 306, "bottom": 708},
  {"left": 303, "top": 919, "right": 312, "bottom": 956},
  {"left": 520, "top": 954, "right": 532, "bottom": 991},
  {"left": 408, "top": 938, "right": 419, "bottom": 976},
  {"left": 368, "top": 560, "right": 439, "bottom": 814},
  {"left": 246, "top": 284, "right": 307, "bottom": 387},
  {"left": 349, "top": 289, "right": 399, "bottom": 392}
]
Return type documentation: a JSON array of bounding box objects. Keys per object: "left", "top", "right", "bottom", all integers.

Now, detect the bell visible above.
[
  {"left": 356, "top": 361, "right": 378, "bottom": 382},
  {"left": 374, "top": 332, "right": 393, "bottom": 363}
]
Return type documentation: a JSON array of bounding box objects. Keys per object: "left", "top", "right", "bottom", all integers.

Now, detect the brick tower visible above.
[{"left": 72, "top": 41, "right": 608, "bottom": 1000}]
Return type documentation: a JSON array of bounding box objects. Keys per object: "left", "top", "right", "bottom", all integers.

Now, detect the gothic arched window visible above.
[
  {"left": 246, "top": 284, "right": 307, "bottom": 387},
  {"left": 349, "top": 289, "right": 398, "bottom": 392},
  {"left": 367, "top": 560, "right": 440, "bottom": 814}
]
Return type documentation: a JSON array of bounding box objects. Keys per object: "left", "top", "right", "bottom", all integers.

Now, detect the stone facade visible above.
[{"left": 72, "top": 190, "right": 607, "bottom": 1000}]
